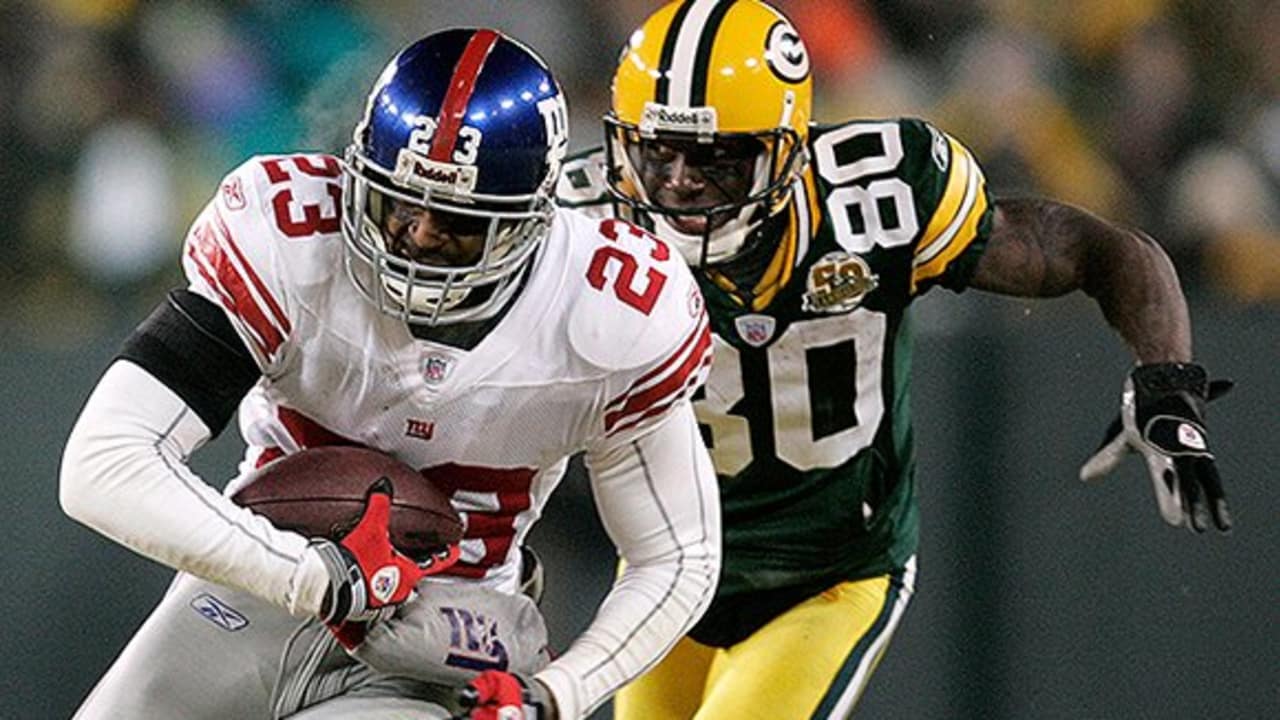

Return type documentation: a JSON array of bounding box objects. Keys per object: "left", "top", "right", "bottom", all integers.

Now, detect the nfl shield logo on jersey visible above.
[
  {"left": 802, "top": 251, "right": 879, "bottom": 314},
  {"left": 735, "top": 314, "right": 776, "bottom": 347},
  {"left": 422, "top": 354, "right": 451, "bottom": 384}
]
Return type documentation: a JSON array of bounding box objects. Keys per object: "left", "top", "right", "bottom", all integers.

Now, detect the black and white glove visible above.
[
  {"left": 1080, "top": 362, "right": 1232, "bottom": 532},
  {"left": 454, "top": 670, "right": 557, "bottom": 720}
]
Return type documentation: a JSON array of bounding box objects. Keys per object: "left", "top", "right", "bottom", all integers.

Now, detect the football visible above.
[{"left": 231, "top": 446, "right": 463, "bottom": 561}]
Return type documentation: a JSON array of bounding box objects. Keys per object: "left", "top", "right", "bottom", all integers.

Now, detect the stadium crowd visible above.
[{"left": 2, "top": 1, "right": 1276, "bottom": 346}]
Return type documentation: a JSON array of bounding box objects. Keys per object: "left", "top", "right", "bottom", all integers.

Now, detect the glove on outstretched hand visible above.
[
  {"left": 454, "top": 670, "right": 556, "bottom": 720},
  {"left": 1080, "top": 362, "right": 1232, "bottom": 532}
]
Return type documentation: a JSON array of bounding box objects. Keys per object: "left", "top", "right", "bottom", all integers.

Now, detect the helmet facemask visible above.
[
  {"left": 604, "top": 114, "right": 806, "bottom": 268},
  {"left": 341, "top": 148, "right": 554, "bottom": 327}
]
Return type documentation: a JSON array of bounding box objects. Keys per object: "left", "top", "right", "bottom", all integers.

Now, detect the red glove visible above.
[
  {"left": 312, "top": 478, "right": 460, "bottom": 635},
  {"left": 326, "top": 543, "right": 460, "bottom": 649},
  {"left": 456, "top": 670, "right": 555, "bottom": 720}
]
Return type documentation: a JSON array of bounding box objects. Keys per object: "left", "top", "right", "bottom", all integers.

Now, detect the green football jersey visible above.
[{"left": 559, "top": 117, "right": 993, "bottom": 622}]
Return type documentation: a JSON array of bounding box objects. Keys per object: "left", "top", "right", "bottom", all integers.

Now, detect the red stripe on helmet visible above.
[{"left": 429, "top": 29, "right": 500, "bottom": 163}]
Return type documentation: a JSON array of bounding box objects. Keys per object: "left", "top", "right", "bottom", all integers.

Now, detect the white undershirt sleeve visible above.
[
  {"left": 59, "top": 359, "right": 330, "bottom": 616},
  {"left": 533, "top": 401, "right": 721, "bottom": 719}
]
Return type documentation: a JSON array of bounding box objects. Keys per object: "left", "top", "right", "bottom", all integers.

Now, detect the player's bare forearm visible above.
[{"left": 970, "top": 197, "right": 1191, "bottom": 363}]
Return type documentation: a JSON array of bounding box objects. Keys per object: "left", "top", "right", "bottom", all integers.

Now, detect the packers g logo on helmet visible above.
[
  {"left": 766, "top": 21, "right": 810, "bottom": 83},
  {"left": 605, "top": 0, "right": 813, "bottom": 267}
]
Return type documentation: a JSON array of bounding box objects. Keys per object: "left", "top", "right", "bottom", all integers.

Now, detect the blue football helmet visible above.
[{"left": 341, "top": 29, "right": 569, "bottom": 325}]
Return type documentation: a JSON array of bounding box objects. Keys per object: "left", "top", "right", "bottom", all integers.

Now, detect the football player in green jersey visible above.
[{"left": 555, "top": 1, "right": 1232, "bottom": 718}]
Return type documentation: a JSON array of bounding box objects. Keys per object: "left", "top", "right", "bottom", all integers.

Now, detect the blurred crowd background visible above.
[
  {"left": 2, "top": 0, "right": 1278, "bottom": 346},
  {"left": 3, "top": 2, "right": 1277, "bottom": 719}
]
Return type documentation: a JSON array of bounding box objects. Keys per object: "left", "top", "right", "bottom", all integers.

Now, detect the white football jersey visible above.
[{"left": 182, "top": 152, "right": 712, "bottom": 593}]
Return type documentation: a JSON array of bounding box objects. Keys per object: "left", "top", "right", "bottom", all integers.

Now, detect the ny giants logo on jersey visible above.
[
  {"left": 405, "top": 418, "right": 436, "bottom": 441},
  {"left": 802, "top": 251, "right": 879, "bottom": 313},
  {"left": 441, "top": 607, "right": 510, "bottom": 672}
]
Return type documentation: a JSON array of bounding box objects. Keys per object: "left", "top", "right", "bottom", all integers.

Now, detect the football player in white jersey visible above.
[{"left": 60, "top": 29, "right": 719, "bottom": 720}]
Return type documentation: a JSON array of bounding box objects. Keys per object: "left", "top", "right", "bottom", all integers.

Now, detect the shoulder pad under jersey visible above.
[
  {"left": 807, "top": 118, "right": 992, "bottom": 294},
  {"left": 556, "top": 147, "right": 611, "bottom": 209},
  {"left": 561, "top": 210, "right": 708, "bottom": 372},
  {"left": 180, "top": 152, "right": 345, "bottom": 370}
]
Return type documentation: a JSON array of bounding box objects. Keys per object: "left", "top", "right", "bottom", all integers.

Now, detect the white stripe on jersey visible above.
[
  {"left": 825, "top": 555, "right": 918, "bottom": 719},
  {"left": 793, "top": 173, "right": 812, "bottom": 267},
  {"left": 913, "top": 149, "right": 983, "bottom": 268},
  {"left": 666, "top": 0, "right": 721, "bottom": 106}
]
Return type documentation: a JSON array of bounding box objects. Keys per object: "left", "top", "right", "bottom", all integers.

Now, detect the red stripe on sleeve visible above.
[
  {"left": 605, "top": 313, "right": 707, "bottom": 414},
  {"left": 186, "top": 219, "right": 285, "bottom": 358},
  {"left": 604, "top": 318, "right": 713, "bottom": 434},
  {"left": 428, "top": 29, "right": 500, "bottom": 162},
  {"left": 606, "top": 354, "right": 713, "bottom": 436},
  {"left": 185, "top": 244, "right": 265, "bottom": 356},
  {"left": 214, "top": 211, "right": 291, "bottom": 335}
]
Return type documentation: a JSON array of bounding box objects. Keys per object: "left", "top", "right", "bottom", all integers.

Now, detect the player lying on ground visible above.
[
  {"left": 553, "top": 1, "right": 1233, "bottom": 718},
  {"left": 60, "top": 28, "right": 719, "bottom": 720}
]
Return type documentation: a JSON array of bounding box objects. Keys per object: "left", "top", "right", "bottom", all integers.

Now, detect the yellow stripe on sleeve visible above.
[
  {"left": 915, "top": 137, "right": 971, "bottom": 261},
  {"left": 911, "top": 137, "right": 989, "bottom": 292}
]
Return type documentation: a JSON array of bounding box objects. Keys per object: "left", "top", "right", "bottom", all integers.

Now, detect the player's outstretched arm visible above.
[
  {"left": 968, "top": 198, "right": 1231, "bottom": 532},
  {"left": 971, "top": 198, "right": 1190, "bottom": 361}
]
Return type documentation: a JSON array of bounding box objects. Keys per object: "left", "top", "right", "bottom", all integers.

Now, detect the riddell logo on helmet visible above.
[
  {"left": 641, "top": 102, "right": 717, "bottom": 136},
  {"left": 394, "top": 151, "right": 478, "bottom": 194}
]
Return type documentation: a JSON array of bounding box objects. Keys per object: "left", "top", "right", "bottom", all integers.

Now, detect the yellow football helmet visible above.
[{"left": 606, "top": 0, "right": 813, "bottom": 266}]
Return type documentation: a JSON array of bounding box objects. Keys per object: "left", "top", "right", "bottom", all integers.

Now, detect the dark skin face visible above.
[
  {"left": 629, "top": 135, "right": 761, "bottom": 235},
  {"left": 382, "top": 199, "right": 490, "bottom": 267}
]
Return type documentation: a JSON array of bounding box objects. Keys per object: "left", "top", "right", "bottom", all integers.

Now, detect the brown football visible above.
[{"left": 231, "top": 446, "right": 463, "bottom": 561}]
